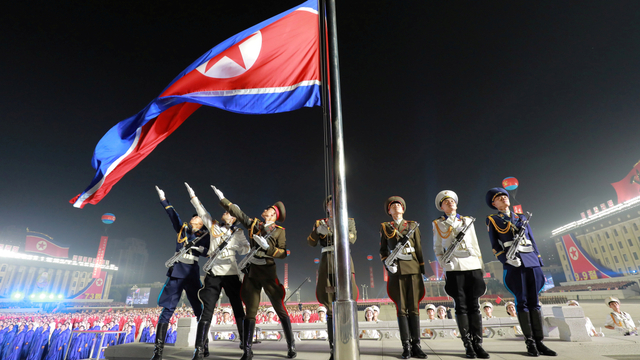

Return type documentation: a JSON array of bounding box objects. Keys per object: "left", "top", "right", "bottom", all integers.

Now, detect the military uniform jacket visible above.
[
  {"left": 380, "top": 219, "right": 425, "bottom": 275},
  {"left": 191, "top": 196, "right": 250, "bottom": 276},
  {"left": 308, "top": 218, "right": 356, "bottom": 274},
  {"left": 221, "top": 198, "right": 287, "bottom": 265},
  {"left": 161, "top": 199, "right": 208, "bottom": 279},
  {"left": 486, "top": 211, "right": 543, "bottom": 269},
  {"left": 604, "top": 311, "right": 637, "bottom": 333},
  {"left": 433, "top": 214, "right": 483, "bottom": 271}
]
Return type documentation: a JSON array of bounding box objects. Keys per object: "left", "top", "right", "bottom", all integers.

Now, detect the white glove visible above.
[
  {"left": 185, "top": 182, "right": 195, "bottom": 198},
  {"left": 506, "top": 258, "right": 522, "bottom": 267},
  {"left": 155, "top": 186, "right": 165, "bottom": 201},
  {"left": 253, "top": 234, "right": 270, "bottom": 250},
  {"left": 317, "top": 222, "right": 331, "bottom": 236},
  {"left": 386, "top": 263, "right": 398, "bottom": 274},
  {"left": 211, "top": 186, "right": 225, "bottom": 200},
  {"left": 444, "top": 261, "right": 455, "bottom": 271}
]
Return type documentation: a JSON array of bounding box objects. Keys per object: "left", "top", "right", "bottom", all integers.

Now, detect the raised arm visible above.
[
  {"left": 185, "top": 183, "right": 215, "bottom": 230},
  {"left": 212, "top": 186, "right": 254, "bottom": 229}
]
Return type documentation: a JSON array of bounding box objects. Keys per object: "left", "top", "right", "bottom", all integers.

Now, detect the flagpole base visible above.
[{"left": 333, "top": 300, "right": 360, "bottom": 360}]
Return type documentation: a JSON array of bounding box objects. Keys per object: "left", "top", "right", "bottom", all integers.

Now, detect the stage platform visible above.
[{"left": 105, "top": 335, "right": 640, "bottom": 360}]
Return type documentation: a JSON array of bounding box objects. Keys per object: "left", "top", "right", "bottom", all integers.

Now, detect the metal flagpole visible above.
[{"left": 321, "top": 0, "right": 360, "bottom": 359}]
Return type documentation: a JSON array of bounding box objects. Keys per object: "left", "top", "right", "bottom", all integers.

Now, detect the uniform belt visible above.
[
  {"left": 321, "top": 246, "right": 334, "bottom": 253},
  {"left": 518, "top": 245, "right": 534, "bottom": 253},
  {"left": 503, "top": 239, "right": 532, "bottom": 248},
  {"left": 250, "top": 257, "right": 267, "bottom": 265},
  {"left": 397, "top": 253, "right": 413, "bottom": 261},
  {"left": 182, "top": 254, "right": 197, "bottom": 261}
]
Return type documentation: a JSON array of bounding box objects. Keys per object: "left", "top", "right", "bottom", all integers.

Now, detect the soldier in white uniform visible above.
[
  {"left": 186, "top": 183, "right": 251, "bottom": 359},
  {"left": 505, "top": 302, "right": 523, "bottom": 336},
  {"left": 260, "top": 308, "right": 281, "bottom": 340},
  {"left": 566, "top": 300, "right": 601, "bottom": 337},
  {"left": 299, "top": 310, "right": 316, "bottom": 340},
  {"left": 216, "top": 308, "right": 237, "bottom": 340},
  {"left": 433, "top": 190, "right": 488, "bottom": 359},
  {"left": 422, "top": 305, "right": 436, "bottom": 339},
  {"left": 316, "top": 306, "right": 328, "bottom": 340},
  {"left": 360, "top": 307, "right": 381, "bottom": 340},
  {"left": 604, "top": 297, "right": 637, "bottom": 336},
  {"left": 371, "top": 305, "right": 380, "bottom": 322},
  {"left": 481, "top": 302, "right": 495, "bottom": 337}
]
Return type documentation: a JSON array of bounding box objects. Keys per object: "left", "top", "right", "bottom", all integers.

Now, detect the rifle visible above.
[
  {"left": 440, "top": 216, "right": 476, "bottom": 264},
  {"left": 164, "top": 229, "right": 209, "bottom": 268},
  {"left": 238, "top": 226, "right": 278, "bottom": 274},
  {"left": 506, "top": 212, "right": 533, "bottom": 261},
  {"left": 384, "top": 222, "right": 420, "bottom": 274},
  {"left": 203, "top": 228, "right": 240, "bottom": 273}
]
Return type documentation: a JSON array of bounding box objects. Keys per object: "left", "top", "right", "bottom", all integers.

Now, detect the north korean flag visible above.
[{"left": 71, "top": 0, "right": 321, "bottom": 208}]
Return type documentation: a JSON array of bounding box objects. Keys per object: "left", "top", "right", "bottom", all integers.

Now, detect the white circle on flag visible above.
[
  {"left": 196, "top": 31, "right": 262, "bottom": 79},
  {"left": 36, "top": 241, "right": 47, "bottom": 250},
  {"left": 96, "top": 278, "right": 104, "bottom": 287},
  {"left": 569, "top": 246, "right": 579, "bottom": 260}
]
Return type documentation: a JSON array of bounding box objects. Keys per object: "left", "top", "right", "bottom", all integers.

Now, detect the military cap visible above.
[
  {"left": 385, "top": 196, "right": 406, "bottom": 216},
  {"left": 303, "top": 309, "right": 311, "bottom": 315},
  {"left": 266, "top": 307, "right": 275, "bottom": 314},
  {"left": 323, "top": 195, "right": 332, "bottom": 212},
  {"left": 364, "top": 307, "right": 373, "bottom": 314},
  {"left": 317, "top": 306, "right": 327, "bottom": 313},
  {"left": 270, "top": 201, "right": 286, "bottom": 223},
  {"left": 566, "top": 300, "right": 580, "bottom": 306},
  {"left": 371, "top": 305, "right": 380, "bottom": 313},
  {"left": 435, "top": 190, "right": 458, "bottom": 211},
  {"left": 605, "top": 296, "right": 620, "bottom": 306},
  {"left": 222, "top": 307, "right": 232, "bottom": 314},
  {"left": 486, "top": 187, "right": 509, "bottom": 209},
  {"left": 481, "top": 302, "right": 493, "bottom": 309},
  {"left": 425, "top": 304, "right": 436, "bottom": 312},
  {"left": 504, "top": 301, "right": 515, "bottom": 308}
]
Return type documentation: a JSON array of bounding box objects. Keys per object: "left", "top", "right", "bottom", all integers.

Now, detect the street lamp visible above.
[{"left": 360, "top": 284, "right": 368, "bottom": 301}]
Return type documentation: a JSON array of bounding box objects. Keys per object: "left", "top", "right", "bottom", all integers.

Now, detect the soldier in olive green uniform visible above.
[
  {"left": 211, "top": 186, "right": 296, "bottom": 360},
  {"left": 380, "top": 196, "right": 427, "bottom": 359},
  {"left": 307, "top": 195, "right": 358, "bottom": 359}
]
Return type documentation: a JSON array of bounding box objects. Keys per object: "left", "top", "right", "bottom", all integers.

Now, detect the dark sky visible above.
[{"left": 2, "top": 1, "right": 640, "bottom": 299}]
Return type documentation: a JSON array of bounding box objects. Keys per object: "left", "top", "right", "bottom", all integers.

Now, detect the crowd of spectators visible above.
[{"left": 544, "top": 281, "right": 636, "bottom": 293}]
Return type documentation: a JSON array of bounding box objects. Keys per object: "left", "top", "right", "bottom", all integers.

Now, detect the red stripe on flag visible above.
[{"left": 70, "top": 102, "right": 201, "bottom": 208}]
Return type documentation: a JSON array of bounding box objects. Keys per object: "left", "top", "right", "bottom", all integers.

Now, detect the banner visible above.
[
  {"left": 71, "top": 271, "right": 107, "bottom": 300},
  {"left": 93, "top": 236, "right": 108, "bottom": 278},
  {"left": 25, "top": 231, "right": 69, "bottom": 258},
  {"left": 561, "top": 233, "right": 620, "bottom": 280},
  {"left": 284, "top": 263, "right": 289, "bottom": 289},
  {"left": 383, "top": 265, "right": 388, "bottom": 282},
  {"left": 370, "top": 266, "right": 375, "bottom": 288},
  {"left": 611, "top": 160, "right": 640, "bottom": 203}
]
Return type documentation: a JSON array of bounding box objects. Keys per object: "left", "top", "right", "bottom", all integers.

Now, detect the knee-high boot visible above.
[
  {"left": 517, "top": 311, "right": 539, "bottom": 357},
  {"left": 408, "top": 315, "right": 427, "bottom": 358},
  {"left": 327, "top": 316, "right": 334, "bottom": 360},
  {"left": 456, "top": 314, "right": 476, "bottom": 359},
  {"left": 530, "top": 309, "right": 557, "bottom": 356},
  {"left": 468, "top": 312, "right": 489, "bottom": 359},
  {"left": 203, "top": 321, "right": 211, "bottom": 357},
  {"left": 280, "top": 316, "right": 297, "bottom": 358},
  {"left": 398, "top": 316, "right": 411, "bottom": 359},
  {"left": 240, "top": 319, "right": 255, "bottom": 360},
  {"left": 192, "top": 321, "right": 209, "bottom": 360},
  {"left": 237, "top": 317, "right": 245, "bottom": 350},
  {"left": 151, "top": 322, "right": 169, "bottom": 360}
]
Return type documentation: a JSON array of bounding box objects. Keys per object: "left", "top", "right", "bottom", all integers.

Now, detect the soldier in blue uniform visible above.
[
  {"left": 152, "top": 186, "right": 209, "bottom": 360},
  {"left": 485, "top": 188, "right": 556, "bottom": 357}
]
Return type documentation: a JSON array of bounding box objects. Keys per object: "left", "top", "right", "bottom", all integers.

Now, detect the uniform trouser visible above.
[
  {"left": 158, "top": 275, "right": 203, "bottom": 323},
  {"left": 242, "top": 264, "right": 289, "bottom": 321},
  {"left": 444, "top": 269, "right": 487, "bottom": 316},
  {"left": 199, "top": 273, "right": 245, "bottom": 323},
  {"left": 503, "top": 266, "right": 545, "bottom": 314},
  {"left": 387, "top": 273, "right": 425, "bottom": 316},
  {"left": 316, "top": 272, "right": 358, "bottom": 316}
]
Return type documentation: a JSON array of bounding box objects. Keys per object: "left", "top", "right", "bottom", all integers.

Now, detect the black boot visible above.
[
  {"left": 151, "top": 322, "right": 169, "bottom": 360},
  {"left": 237, "top": 317, "right": 245, "bottom": 350},
  {"left": 456, "top": 315, "right": 476, "bottom": 359},
  {"left": 517, "top": 311, "right": 539, "bottom": 357},
  {"left": 192, "top": 321, "right": 209, "bottom": 360},
  {"left": 327, "top": 315, "right": 334, "bottom": 360},
  {"left": 241, "top": 319, "right": 255, "bottom": 360},
  {"left": 203, "top": 321, "right": 211, "bottom": 357},
  {"left": 398, "top": 316, "right": 412, "bottom": 359},
  {"left": 468, "top": 312, "right": 489, "bottom": 359},
  {"left": 281, "top": 316, "right": 297, "bottom": 359},
  {"left": 408, "top": 315, "right": 427, "bottom": 358},
  {"left": 530, "top": 309, "right": 557, "bottom": 356}
]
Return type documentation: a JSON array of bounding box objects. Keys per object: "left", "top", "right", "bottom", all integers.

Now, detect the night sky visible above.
[{"left": 2, "top": 1, "right": 640, "bottom": 300}]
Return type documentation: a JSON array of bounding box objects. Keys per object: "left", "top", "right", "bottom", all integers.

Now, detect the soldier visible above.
[
  {"left": 212, "top": 186, "right": 296, "bottom": 360},
  {"left": 307, "top": 195, "right": 357, "bottom": 359},
  {"left": 485, "top": 188, "right": 556, "bottom": 357},
  {"left": 153, "top": 186, "right": 208, "bottom": 360},
  {"left": 482, "top": 303, "right": 495, "bottom": 320},
  {"left": 186, "top": 183, "right": 251, "bottom": 360},
  {"left": 433, "top": 190, "right": 489, "bottom": 359},
  {"left": 380, "top": 196, "right": 427, "bottom": 359},
  {"left": 604, "top": 297, "right": 637, "bottom": 335}
]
